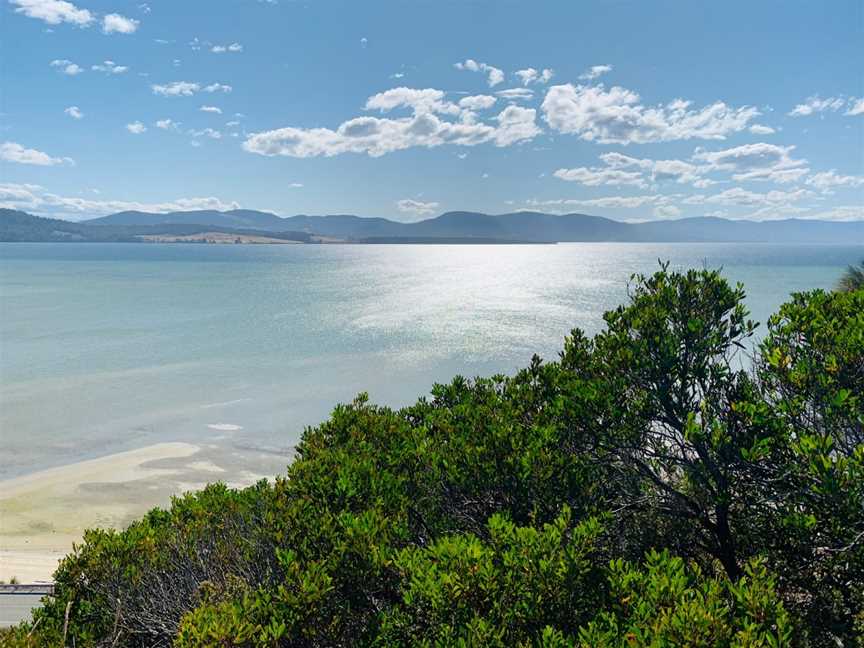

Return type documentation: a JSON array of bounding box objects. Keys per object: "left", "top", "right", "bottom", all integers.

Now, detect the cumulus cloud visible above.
[
  {"left": 0, "top": 182, "right": 242, "bottom": 220},
  {"left": 244, "top": 87, "right": 540, "bottom": 158},
  {"left": 808, "top": 206, "right": 864, "bottom": 221},
  {"left": 396, "top": 199, "right": 439, "bottom": 218},
  {"left": 102, "top": 13, "right": 139, "bottom": 33},
  {"left": 152, "top": 81, "right": 232, "bottom": 96},
  {"left": 50, "top": 59, "right": 83, "bottom": 75},
  {"left": 805, "top": 170, "right": 864, "bottom": 191},
  {"left": 514, "top": 67, "right": 554, "bottom": 85},
  {"left": 578, "top": 64, "right": 613, "bottom": 81},
  {"left": 92, "top": 60, "right": 128, "bottom": 74},
  {"left": 204, "top": 83, "right": 232, "bottom": 93},
  {"left": 458, "top": 95, "right": 497, "bottom": 111},
  {"left": 495, "top": 88, "right": 534, "bottom": 101},
  {"left": 599, "top": 152, "right": 709, "bottom": 186},
  {"left": 454, "top": 59, "right": 504, "bottom": 87},
  {"left": 126, "top": 121, "right": 147, "bottom": 134},
  {"left": 749, "top": 124, "right": 775, "bottom": 135},
  {"left": 200, "top": 105, "right": 222, "bottom": 114},
  {"left": 846, "top": 98, "right": 864, "bottom": 116},
  {"left": 1, "top": 141, "right": 72, "bottom": 165},
  {"left": 189, "top": 128, "right": 222, "bottom": 139},
  {"left": 684, "top": 187, "right": 813, "bottom": 207},
  {"left": 527, "top": 194, "right": 673, "bottom": 210},
  {"left": 692, "top": 142, "right": 808, "bottom": 183},
  {"left": 211, "top": 43, "right": 243, "bottom": 53},
  {"left": 365, "top": 87, "right": 460, "bottom": 116},
  {"left": 64, "top": 105, "right": 83, "bottom": 119},
  {"left": 788, "top": 95, "right": 845, "bottom": 117},
  {"left": 553, "top": 165, "right": 647, "bottom": 188},
  {"left": 542, "top": 83, "right": 759, "bottom": 144},
  {"left": 155, "top": 118, "right": 180, "bottom": 130},
  {"left": 10, "top": 0, "right": 93, "bottom": 25}
]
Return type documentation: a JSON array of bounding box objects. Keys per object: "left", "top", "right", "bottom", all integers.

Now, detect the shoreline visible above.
[{"left": 0, "top": 442, "right": 288, "bottom": 583}]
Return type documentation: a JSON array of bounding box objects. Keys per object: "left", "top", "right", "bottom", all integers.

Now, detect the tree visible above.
[
  {"left": 585, "top": 264, "right": 770, "bottom": 579},
  {"left": 837, "top": 261, "right": 864, "bottom": 292}
]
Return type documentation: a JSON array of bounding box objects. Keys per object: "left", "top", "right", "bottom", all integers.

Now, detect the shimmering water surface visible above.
[{"left": 1, "top": 242, "right": 861, "bottom": 479}]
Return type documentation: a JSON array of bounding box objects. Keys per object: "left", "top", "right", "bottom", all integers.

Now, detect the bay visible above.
[{"left": 1, "top": 242, "right": 860, "bottom": 479}]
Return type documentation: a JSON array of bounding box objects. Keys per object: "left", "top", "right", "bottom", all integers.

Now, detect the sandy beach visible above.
[{"left": 0, "top": 443, "right": 289, "bottom": 583}]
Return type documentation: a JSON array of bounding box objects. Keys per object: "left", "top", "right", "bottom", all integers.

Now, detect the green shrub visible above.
[{"left": 578, "top": 551, "right": 793, "bottom": 647}]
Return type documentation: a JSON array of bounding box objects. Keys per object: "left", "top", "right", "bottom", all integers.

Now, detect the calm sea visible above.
[{"left": 1, "top": 242, "right": 861, "bottom": 479}]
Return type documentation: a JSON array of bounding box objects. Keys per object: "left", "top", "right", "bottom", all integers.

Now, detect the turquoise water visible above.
[{"left": 1, "top": 242, "right": 861, "bottom": 479}]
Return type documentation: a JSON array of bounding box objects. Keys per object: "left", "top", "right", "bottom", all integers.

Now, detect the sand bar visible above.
[{"left": 0, "top": 442, "right": 288, "bottom": 583}]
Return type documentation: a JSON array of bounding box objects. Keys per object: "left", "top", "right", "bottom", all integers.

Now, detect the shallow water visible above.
[{"left": 1, "top": 242, "right": 861, "bottom": 479}]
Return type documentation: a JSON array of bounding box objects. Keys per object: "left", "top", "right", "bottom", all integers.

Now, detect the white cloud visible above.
[
  {"left": 152, "top": 81, "right": 199, "bottom": 96},
  {"left": 458, "top": 95, "right": 497, "bottom": 111},
  {"left": 244, "top": 88, "right": 540, "bottom": 158},
  {"left": 189, "top": 128, "right": 222, "bottom": 139},
  {"left": 741, "top": 205, "right": 812, "bottom": 221},
  {"left": 64, "top": 105, "right": 83, "bottom": 119},
  {"left": 692, "top": 142, "right": 808, "bottom": 183},
  {"left": 515, "top": 68, "right": 537, "bottom": 85},
  {"left": 808, "top": 206, "right": 864, "bottom": 221},
  {"left": 152, "top": 81, "right": 232, "bottom": 96},
  {"left": 0, "top": 182, "right": 242, "bottom": 219},
  {"left": 653, "top": 204, "right": 681, "bottom": 219},
  {"left": 493, "top": 105, "right": 542, "bottom": 146},
  {"left": 454, "top": 59, "right": 504, "bottom": 87},
  {"left": 126, "top": 121, "right": 147, "bottom": 134},
  {"left": 10, "top": 0, "right": 92, "bottom": 25},
  {"left": 542, "top": 83, "right": 759, "bottom": 144},
  {"left": 155, "top": 118, "right": 180, "bottom": 130},
  {"left": 578, "top": 64, "right": 613, "bottom": 81},
  {"left": 200, "top": 105, "right": 222, "bottom": 114},
  {"left": 50, "top": 59, "right": 83, "bottom": 75},
  {"left": 788, "top": 95, "right": 845, "bottom": 117},
  {"left": 514, "top": 67, "right": 554, "bottom": 86},
  {"left": 846, "top": 98, "right": 864, "bottom": 116},
  {"left": 553, "top": 166, "right": 647, "bottom": 188},
  {"left": 365, "top": 87, "right": 460, "bottom": 116},
  {"left": 211, "top": 43, "right": 243, "bottom": 53},
  {"left": 495, "top": 88, "right": 534, "bottom": 101},
  {"left": 204, "top": 83, "right": 232, "bottom": 93},
  {"left": 102, "top": 13, "right": 139, "bottom": 34},
  {"left": 599, "top": 152, "right": 708, "bottom": 186},
  {"left": 92, "top": 60, "right": 128, "bottom": 74},
  {"left": 684, "top": 187, "right": 813, "bottom": 207},
  {"left": 0, "top": 141, "right": 71, "bottom": 165},
  {"left": 749, "top": 124, "right": 775, "bottom": 135},
  {"left": 527, "top": 194, "right": 671, "bottom": 210},
  {"left": 805, "top": 170, "right": 864, "bottom": 191},
  {"left": 396, "top": 199, "right": 439, "bottom": 217}
]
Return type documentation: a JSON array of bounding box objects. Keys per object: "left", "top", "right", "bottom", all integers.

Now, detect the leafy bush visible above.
[{"left": 578, "top": 552, "right": 792, "bottom": 647}]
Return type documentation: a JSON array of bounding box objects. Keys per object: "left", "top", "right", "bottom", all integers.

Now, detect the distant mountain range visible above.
[{"left": 2, "top": 207, "right": 862, "bottom": 244}]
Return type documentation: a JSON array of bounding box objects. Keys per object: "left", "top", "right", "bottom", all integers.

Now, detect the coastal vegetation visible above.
[
  {"left": 3, "top": 265, "right": 862, "bottom": 647},
  {"left": 839, "top": 261, "right": 864, "bottom": 292}
]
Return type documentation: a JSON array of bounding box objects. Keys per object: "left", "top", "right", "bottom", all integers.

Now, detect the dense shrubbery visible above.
[{"left": 5, "top": 266, "right": 862, "bottom": 647}]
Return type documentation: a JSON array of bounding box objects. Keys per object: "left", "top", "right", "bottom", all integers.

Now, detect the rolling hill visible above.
[{"left": 81, "top": 208, "right": 864, "bottom": 244}]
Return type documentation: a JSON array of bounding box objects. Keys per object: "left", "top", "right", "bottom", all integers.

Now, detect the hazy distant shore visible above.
[{"left": 0, "top": 443, "right": 290, "bottom": 583}]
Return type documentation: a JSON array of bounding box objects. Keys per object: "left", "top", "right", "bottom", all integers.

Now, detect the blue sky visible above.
[{"left": 1, "top": 0, "right": 862, "bottom": 222}]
